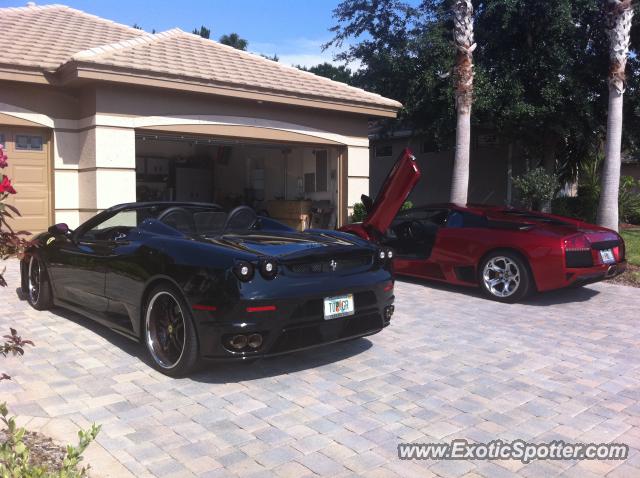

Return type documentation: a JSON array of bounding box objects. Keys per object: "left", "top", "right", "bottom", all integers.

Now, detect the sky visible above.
[{"left": 0, "top": 0, "right": 350, "bottom": 67}]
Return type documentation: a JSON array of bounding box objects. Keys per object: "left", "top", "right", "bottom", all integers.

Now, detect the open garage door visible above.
[
  {"left": 0, "top": 126, "right": 52, "bottom": 234},
  {"left": 135, "top": 132, "right": 340, "bottom": 230}
]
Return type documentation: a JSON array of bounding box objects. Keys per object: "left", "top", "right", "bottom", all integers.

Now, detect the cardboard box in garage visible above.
[{"left": 267, "top": 200, "right": 312, "bottom": 231}]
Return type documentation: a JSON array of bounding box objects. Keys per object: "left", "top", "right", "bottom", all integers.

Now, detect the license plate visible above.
[
  {"left": 323, "top": 294, "right": 354, "bottom": 320},
  {"left": 600, "top": 248, "right": 616, "bottom": 264}
]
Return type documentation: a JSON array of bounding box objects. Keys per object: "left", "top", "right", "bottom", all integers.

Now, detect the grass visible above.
[
  {"left": 615, "top": 227, "right": 640, "bottom": 287},
  {"left": 621, "top": 227, "right": 640, "bottom": 266}
]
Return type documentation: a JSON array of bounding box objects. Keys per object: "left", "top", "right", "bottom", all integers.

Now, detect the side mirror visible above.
[
  {"left": 47, "top": 223, "right": 70, "bottom": 236},
  {"left": 361, "top": 194, "right": 373, "bottom": 214}
]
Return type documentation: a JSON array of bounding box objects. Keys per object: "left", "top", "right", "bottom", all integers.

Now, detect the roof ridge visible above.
[
  {"left": 70, "top": 29, "right": 181, "bottom": 63},
  {"left": 176, "top": 30, "right": 399, "bottom": 105},
  {"left": 0, "top": 3, "right": 146, "bottom": 36},
  {"left": 0, "top": 3, "right": 65, "bottom": 14}
]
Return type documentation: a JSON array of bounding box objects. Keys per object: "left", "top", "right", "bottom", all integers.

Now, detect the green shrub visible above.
[
  {"left": 551, "top": 193, "right": 600, "bottom": 223},
  {"left": 575, "top": 154, "right": 602, "bottom": 223},
  {"left": 552, "top": 153, "right": 640, "bottom": 225},
  {"left": 512, "top": 168, "right": 558, "bottom": 211},
  {"left": 0, "top": 403, "right": 100, "bottom": 477},
  {"left": 571, "top": 155, "right": 640, "bottom": 225},
  {"left": 619, "top": 176, "right": 640, "bottom": 225},
  {"left": 350, "top": 201, "right": 413, "bottom": 223},
  {"left": 351, "top": 202, "right": 367, "bottom": 222},
  {"left": 551, "top": 196, "right": 583, "bottom": 220}
]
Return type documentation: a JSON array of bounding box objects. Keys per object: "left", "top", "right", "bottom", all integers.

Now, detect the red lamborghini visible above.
[{"left": 340, "top": 149, "right": 627, "bottom": 302}]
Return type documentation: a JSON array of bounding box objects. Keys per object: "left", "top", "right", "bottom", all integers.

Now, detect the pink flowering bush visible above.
[{"left": 1, "top": 144, "right": 33, "bottom": 381}]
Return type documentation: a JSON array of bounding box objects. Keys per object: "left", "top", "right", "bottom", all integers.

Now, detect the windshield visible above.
[{"left": 78, "top": 204, "right": 232, "bottom": 241}]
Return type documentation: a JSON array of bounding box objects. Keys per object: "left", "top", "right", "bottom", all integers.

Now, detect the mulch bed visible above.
[
  {"left": 610, "top": 263, "right": 640, "bottom": 288},
  {"left": 0, "top": 428, "right": 68, "bottom": 473}
]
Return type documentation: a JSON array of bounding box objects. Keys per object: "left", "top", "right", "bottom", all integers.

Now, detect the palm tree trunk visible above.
[
  {"left": 597, "top": 0, "right": 634, "bottom": 231},
  {"left": 451, "top": 108, "right": 471, "bottom": 203},
  {"left": 598, "top": 88, "right": 624, "bottom": 230},
  {"left": 450, "top": 0, "right": 475, "bottom": 205}
]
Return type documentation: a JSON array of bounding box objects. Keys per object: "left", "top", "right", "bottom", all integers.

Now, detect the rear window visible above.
[{"left": 501, "top": 210, "right": 569, "bottom": 226}]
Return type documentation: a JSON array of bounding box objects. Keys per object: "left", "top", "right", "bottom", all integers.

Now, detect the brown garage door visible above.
[{"left": 1, "top": 126, "right": 52, "bottom": 234}]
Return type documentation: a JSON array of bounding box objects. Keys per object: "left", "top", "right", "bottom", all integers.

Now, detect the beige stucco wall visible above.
[
  {"left": 1, "top": 80, "right": 376, "bottom": 228},
  {"left": 94, "top": 85, "right": 370, "bottom": 141},
  {"left": 370, "top": 134, "right": 527, "bottom": 207}
]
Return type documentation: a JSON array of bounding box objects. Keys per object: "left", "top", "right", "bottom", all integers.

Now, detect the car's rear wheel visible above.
[
  {"left": 479, "top": 251, "right": 531, "bottom": 303},
  {"left": 26, "top": 255, "right": 52, "bottom": 310},
  {"left": 144, "top": 284, "right": 199, "bottom": 377}
]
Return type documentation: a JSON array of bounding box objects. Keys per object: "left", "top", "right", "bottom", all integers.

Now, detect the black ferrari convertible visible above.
[{"left": 21, "top": 202, "right": 395, "bottom": 376}]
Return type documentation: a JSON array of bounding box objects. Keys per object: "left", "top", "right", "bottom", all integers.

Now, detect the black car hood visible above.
[{"left": 202, "top": 230, "right": 368, "bottom": 259}]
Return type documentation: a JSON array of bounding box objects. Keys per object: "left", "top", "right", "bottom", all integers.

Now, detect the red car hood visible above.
[{"left": 362, "top": 148, "right": 421, "bottom": 234}]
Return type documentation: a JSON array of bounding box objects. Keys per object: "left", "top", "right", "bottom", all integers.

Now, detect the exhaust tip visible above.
[
  {"left": 606, "top": 265, "right": 617, "bottom": 277},
  {"left": 248, "top": 333, "right": 263, "bottom": 349},
  {"left": 230, "top": 334, "right": 248, "bottom": 350},
  {"left": 384, "top": 305, "right": 395, "bottom": 321}
]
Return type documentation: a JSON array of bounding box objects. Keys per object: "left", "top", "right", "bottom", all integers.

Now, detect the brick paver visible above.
[{"left": 2, "top": 259, "right": 640, "bottom": 477}]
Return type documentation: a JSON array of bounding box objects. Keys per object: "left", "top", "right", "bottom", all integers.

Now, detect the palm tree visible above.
[
  {"left": 597, "top": 0, "right": 635, "bottom": 231},
  {"left": 450, "top": 0, "right": 476, "bottom": 205},
  {"left": 219, "top": 33, "right": 248, "bottom": 51}
]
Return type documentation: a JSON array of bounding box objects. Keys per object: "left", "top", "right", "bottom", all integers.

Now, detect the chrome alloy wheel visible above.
[
  {"left": 28, "top": 256, "right": 40, "bottom": 304},
  {"left": 482, "top": 256, "right": 521, "bottom": 298},
  {"left": 145, "top": 291, "right": 186, "bottom": 369}
]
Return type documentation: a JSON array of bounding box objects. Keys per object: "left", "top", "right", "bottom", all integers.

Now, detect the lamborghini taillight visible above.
[
  {"left": 564, "top": 234, "right": 593, "bottom": 268},
  {"left": 564, "top": 234, "right": 591, "bottom": 252},
  {"left": 617, "top": 236, "right": 626, "bottom": 261}
]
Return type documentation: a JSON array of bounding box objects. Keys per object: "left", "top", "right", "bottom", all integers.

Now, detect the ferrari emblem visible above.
[
  {"left": 46, "top": 237, "right": 55, "bottom": 245},
  {"left": 329, "top": 259, "right": 337, "bottom": 272}
]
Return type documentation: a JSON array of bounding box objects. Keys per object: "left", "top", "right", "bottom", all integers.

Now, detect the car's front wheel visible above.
[
  {"left": 26, "top": 255, "right": 53, "bottom": 310},
  {"left": 479, "top": 251, "right": 532, "bottom": 303},
  {"left": 143, "top": 284, "right": 199, "bottom": 377}
]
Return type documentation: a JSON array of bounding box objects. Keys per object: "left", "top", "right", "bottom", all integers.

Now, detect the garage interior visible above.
[{"left": 135, "top": 132, "right": 340, "bottom": 231}]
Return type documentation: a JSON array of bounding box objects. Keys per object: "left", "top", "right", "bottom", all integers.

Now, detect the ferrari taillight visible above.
[{"left": 564, "top": 234, "right": 591, "bottom": 252}]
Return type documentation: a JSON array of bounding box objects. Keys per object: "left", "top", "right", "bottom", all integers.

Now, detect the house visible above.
[
  {"left": 369, "top": 128, "right": 530, "bottom": 208},
  {"left": 0, "top": 3, "right": 401, "bottom": 233}
]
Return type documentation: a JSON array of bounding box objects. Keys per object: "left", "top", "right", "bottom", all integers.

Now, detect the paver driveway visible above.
[{"left": 2, "top": 258, "right": 640, "bottom": 477}]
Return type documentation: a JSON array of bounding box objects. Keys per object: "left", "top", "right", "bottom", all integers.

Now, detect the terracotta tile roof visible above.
[
  {"left": 0, "top": 3, "right": 401, "bottom": 111},
  {"left": 0, "top": 4, "right": 146, "bottom": 70},
  {"left": 69, "top": 29, "right": 401, "bottom": 109}
]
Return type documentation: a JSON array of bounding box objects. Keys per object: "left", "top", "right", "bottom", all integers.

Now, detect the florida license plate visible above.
[
  {"left": 323, "top": 294, "right": 354, "bottom": 320},
  {"left": 600, "top": 248, "right": 616, "bottom": 264}
]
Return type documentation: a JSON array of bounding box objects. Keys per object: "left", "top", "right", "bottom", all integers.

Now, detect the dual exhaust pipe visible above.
[{"left": 228, "top": 333, "right": 263, "bottom": 351}]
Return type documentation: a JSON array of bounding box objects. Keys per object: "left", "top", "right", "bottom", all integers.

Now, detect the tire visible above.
[
  {"left": 26, "top": 255, "right": 53, "bottom": 310},
  {"left": 143, "top": 283, "right": 199, "bottom": 377},
  {"left": 478, "top": 250, "right": 532, "bottom": 303}
]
